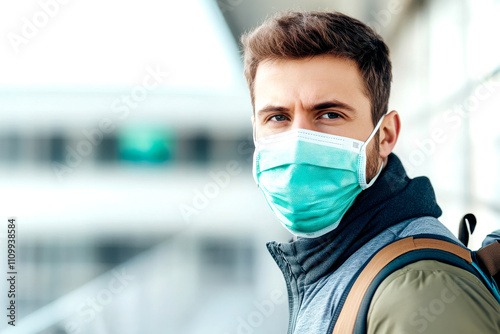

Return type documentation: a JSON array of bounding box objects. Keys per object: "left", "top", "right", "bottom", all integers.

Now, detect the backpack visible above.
[
  {"left": 332, "top": 214, "right": 500, "bottom": 334},
  {"left": 458, "top": 213, "right": 500, "bottom": 288}
]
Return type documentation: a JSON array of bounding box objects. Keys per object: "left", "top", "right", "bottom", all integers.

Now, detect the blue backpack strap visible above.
[{"left": 331, "top": 236, "right": 498, "bottom": 334}]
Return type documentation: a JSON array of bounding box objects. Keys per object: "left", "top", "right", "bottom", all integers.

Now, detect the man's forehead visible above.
[{"left": 253, "top": 55, "right": 369, "bottom": 114}]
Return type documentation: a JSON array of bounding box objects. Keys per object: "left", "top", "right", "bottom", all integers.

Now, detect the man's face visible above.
[{"left": 253, "top": 55, "right": 381, "bottom": 181}]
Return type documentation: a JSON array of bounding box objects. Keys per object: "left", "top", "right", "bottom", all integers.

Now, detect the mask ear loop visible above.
[{"left": 358, "top": 113, "right": 387, "bottom": 189}]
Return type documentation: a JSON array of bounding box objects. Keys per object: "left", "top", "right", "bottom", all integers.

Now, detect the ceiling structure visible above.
[{"left": 219, "top": 0, "right": 422, "bottom": 48}]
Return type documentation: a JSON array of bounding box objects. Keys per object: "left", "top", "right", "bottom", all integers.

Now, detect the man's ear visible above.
[{"left": 379, "top": 110, "right": 400, "bottom": 159}]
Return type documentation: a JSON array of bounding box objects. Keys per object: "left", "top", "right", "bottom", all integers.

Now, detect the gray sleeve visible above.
[{"left": 366, "top": 260, "right": 500, "bottom": 334}]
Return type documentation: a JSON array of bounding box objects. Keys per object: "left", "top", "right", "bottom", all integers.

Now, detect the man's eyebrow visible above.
[
  {"left": 257, "top": 105, "right": 289, "bottom": 115},
  {"left": 312, "top": 100, "right": 357, "bottom": 113},
  {"left": 257, "top": 100, "right": 357, "bottom": 116}
]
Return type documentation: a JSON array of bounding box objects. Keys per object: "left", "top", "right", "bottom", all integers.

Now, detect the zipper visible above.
[{"left": 268, "top": 242, "right": 300, "bottom": 334}]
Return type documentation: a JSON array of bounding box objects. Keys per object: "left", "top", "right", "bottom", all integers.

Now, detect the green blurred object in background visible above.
[{"left": 117, "top": 125, "right": 175, "bottom": 164}]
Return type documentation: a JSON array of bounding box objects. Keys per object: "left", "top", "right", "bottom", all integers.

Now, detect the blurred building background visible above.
[{"left": 0, "top": 0, "right": 499, "bottom": 333}]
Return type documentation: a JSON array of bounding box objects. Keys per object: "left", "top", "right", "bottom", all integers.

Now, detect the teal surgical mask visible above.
[{"left": 253, "top": 116, "right": 385, "bottom": 238}]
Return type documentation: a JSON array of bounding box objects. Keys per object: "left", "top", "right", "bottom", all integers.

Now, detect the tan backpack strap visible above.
[
  {"left": 476, "top": 241, "right": 500, "bottom": 276},
  {"left": 332, "top": 237, "right": 472, "bottom": 334}
]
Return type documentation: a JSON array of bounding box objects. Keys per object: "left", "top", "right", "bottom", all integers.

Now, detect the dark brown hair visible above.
[{"left": 241, "top": 11, "right": 392, "bottom": 125}]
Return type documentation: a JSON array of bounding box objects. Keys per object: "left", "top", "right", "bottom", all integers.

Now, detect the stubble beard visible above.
[{"left": 366, "top": 134, "right": 381, "bottom": 184}]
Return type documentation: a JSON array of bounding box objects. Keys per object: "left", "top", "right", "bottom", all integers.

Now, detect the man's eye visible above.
[
  {"left": 319, "top": 112, "right": 340, "bottom": 120},
  {"left": 269, "top": 115, "right": 288, "bottom": 122}
]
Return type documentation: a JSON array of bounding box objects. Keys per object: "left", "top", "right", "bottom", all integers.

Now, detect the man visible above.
[{"left": 241, "top": 11, "right": 500, "bottom": 333}]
